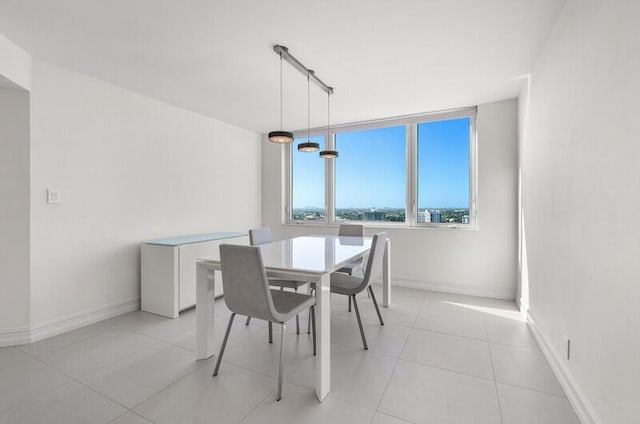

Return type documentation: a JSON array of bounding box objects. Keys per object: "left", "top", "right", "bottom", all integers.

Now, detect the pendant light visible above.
[
  {"left": 298, "top": 72, "right": 320, "bottom": 152},
  {"left": 268, "top": 51, "right": 294, "bottom": 144},
  {"left": 319, "top": 90, "right": 338, "bottom": 159}
]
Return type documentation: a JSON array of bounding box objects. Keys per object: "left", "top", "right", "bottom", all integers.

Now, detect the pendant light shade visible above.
[
  {"left": 268, "top": 51, "right": 293, "bottom": 144},
  {"left": 319, "top": 150, "right": 338, "bottom": 159},
  {"left": 298, "top": 141, "right": 320, "bottom": 152},
  {"left": 268, "top": 130, "right": 294, "bottom": 144},
  {"left": 319, "top": 89, "right": 338, "bottom": 159}
]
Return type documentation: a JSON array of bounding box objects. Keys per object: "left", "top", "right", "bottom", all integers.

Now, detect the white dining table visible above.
[{"left": 194, "top": 234, "right": 391, "bottom": 402}]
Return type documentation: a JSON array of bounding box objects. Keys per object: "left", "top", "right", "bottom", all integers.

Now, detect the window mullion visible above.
[
  {"left": 406, "top": 124, "right": 417, "bottom": 226},
  {"left": 326, "top": 133, "right": 335, "bottom": 223},
  {"left": 284, "top": 142, "right": 292, "bottom": 224}
]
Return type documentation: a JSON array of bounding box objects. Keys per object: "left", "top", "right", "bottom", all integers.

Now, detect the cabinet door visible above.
[
  {"left": 178, "top": 236, "right": 249, "bottom": 310},
  {"left": 141, "top": 244, "right": 179, "bottom": 318}
]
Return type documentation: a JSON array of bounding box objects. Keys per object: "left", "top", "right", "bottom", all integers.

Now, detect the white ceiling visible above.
[{"left": 0, "top": 0, "right": 564, "bottom": 132}]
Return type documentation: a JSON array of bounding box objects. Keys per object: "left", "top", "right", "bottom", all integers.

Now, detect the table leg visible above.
[
  {"left": 196, "top": 262, "right": 216, "bottom": 360},
  {"left": 315, "top": 273, "right": 331, "bottom": 401},
  {"left": 383, "top": 238, "right": 391, "bottom": 307}
]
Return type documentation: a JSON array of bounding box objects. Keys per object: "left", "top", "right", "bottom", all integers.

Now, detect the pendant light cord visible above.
[
  {"left": 280, "top": 53, "right": 283, "bottom": 130},
  {"left": 327, "top": 92, "right": 330, "bottom": 143},
  {"left": 307, "top": 73, "right": 311, "bottom": 142}
]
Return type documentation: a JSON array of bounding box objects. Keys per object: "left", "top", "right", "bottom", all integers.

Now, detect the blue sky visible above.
[
  {"left": 417, "top": 118, "right": 470, "bottom": 209},
  {"left": 292, "top": 118, "right": 470, "bottom": 209},
  {"left": 292, "top": 135, "right": 325, "bottom": 208},
  {"left": 336, "top": 126, "right": 406, "bottom": 208}
]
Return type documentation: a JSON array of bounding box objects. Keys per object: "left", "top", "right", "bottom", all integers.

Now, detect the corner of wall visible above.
[{"left": 0, "top": 33, "right": 32, "bottom": 91}]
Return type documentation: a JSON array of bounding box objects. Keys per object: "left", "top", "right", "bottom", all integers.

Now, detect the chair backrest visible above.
[
  {"left": 339, "top": 224, "right": 364, "bottom": 237},
  {"left": 219, "top": 244, "right": 277, "bottom": 322},
  {"left": 249, "top": 227, "right": 273, "bottom": 246},
  {"left": 360, "top": 232, "right": 388, "bottom": 290}
]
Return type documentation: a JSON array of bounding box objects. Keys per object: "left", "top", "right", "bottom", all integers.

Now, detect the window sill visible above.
[{"left": 282, "top": 222, "right": 478, "bottom": 231}]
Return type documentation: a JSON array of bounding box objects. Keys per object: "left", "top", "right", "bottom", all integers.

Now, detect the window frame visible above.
[{"left": 283, "top": 107, "right": 478, "bottom": 229}]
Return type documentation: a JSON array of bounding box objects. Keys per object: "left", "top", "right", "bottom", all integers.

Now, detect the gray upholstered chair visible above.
[
  {"left": 336, "top": 224, "right": 365, "bottom": 274},
  {"left": 245, "top": 228, "right": 311, "bottom": 337},
  {"left": 330, "top": 232, "right": 387, "bottom": 350},
  {"left": 214, "top": 244, "right": 316, "bottom": 401},
  {"left": 335, "top": 224, "right": 366, "bottom": 312}
]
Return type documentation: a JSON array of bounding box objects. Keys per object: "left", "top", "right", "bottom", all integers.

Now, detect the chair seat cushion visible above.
[
  {"left": 330, "top": 272, "right": 364, "bottom": 295},
  {"left": 268, "top": 278, "right": 309, "bottom": 290},
  {"left": 271, "top": 289, "right": 315, "bottom": 322}
]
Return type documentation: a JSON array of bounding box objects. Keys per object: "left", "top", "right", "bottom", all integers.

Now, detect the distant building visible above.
[
  {"left": 431, "top": 210, "right": 442, "bottom": 223},
  {"left": 417, "top": 209, "right": 431, "bottom": 223},
  {"left": 462, "top": 215, "right": 470, "bottom": 224},
  {"left": 364, "top": 209, "right": 387, "bottom": 221}
]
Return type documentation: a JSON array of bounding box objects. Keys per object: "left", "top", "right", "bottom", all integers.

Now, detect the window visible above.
[
  {"left": 417, "top": 118, "right": 471, "bottom": 225},
  {"left": 291, "top": 136, "right": 326, "bottom": 221},
  {"left": 335, "top": 126, "right": 406, "bottom": 223},
  {"left": 285, "top": 108, "right": 476, "bottom": 228}
]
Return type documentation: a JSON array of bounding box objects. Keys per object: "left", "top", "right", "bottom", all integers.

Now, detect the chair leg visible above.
[
  {"left": 269, "top": 321, "right": 273, "bottom": 343},
  {"left": 295, "top": 288, "right": 300, "bottom": 334},
  {"left": 307, "top": 287, "right": 315, "bottom": 334},
  {"left": 368, "top": 286, "right": 384, "bottom": 325},
  {"left": 310, "top": 305, "right": 316, "bottom": 356},
  {"left": 366, "top": 280, "right": 370, "bottom": 298},
  {"left": 347, "top": 271, "right": 353, "bottom": 312},
  {"left": 245, "top": 316, "right": 251, "bottom": 326},
  {"left": 277, "top": 322, "right": 286, "bottom": 401},
  {"left": 213, "top": 313, "right": 236, "bottom": 377},
  {"left": 351, "top": 295, "right": 368, "bottom": 350}
]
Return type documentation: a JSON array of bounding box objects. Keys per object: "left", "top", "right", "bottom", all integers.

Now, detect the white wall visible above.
[
  {"left": 262, "top": 99, "right": 518, "bottom": 299},
  {"left": 0, "top": 33, "right": 31, "bottom": 91},
  {"left": 27, "top": 61, "right": 262, "bottom": 328},
  {"left": 0, "top": 87, "right": 30, "bottom": 333},
  {"left": 520, "top": 1, "right": 640, "bottom": 423}
]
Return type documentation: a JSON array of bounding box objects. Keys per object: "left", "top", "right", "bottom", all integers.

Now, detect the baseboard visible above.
[
  {"left": 527, "top": 312, "right": 600, "bottom": 424},
  {"left": 0, "top": 326, "right": 31, "bottom": 347},
  {"left": 386, "top": 277, "right": 515, "bottom": 300},
  {"left": 0, "top": 298, "right": 140, "bottom": 347}
]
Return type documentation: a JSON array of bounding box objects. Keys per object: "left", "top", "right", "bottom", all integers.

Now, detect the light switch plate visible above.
[{"left": 47, "top": 189, "right": 61, "bottom": 204}]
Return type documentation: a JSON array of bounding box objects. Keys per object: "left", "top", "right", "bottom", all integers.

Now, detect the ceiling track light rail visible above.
[{"left": 273, "top": 45, "right": 334, "bottom": 95}]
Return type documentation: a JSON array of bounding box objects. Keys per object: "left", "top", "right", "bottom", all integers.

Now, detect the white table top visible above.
[
  {"left": 143, "top": 231, "right": 246, "bottom": 246},
  {"left": 199, "top": 235, "right": 372, "bottom": 274}
]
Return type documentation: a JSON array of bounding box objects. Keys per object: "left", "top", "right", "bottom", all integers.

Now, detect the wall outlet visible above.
[{"left": 47, "top": 189, "right": 61, "bottom": 204}]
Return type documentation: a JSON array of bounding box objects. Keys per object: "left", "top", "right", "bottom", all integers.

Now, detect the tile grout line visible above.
[
  {"left": 107, "top": 409, "right": 157, "bottom": 424},
  {"left": 219, "top": 342, "right": 381, "bottom": 414},
  {"left": 126, "top": 357, "right": 209, "bottom": 412},
  {"left": 47, "top": 336, "right": 164, "bottom": 381},
  {"left": 485, "top": 316, "right": 505, "bottom": 424},
  {"left": 0, "top": 379, "right": 77, "bottom": 417},
  {"left": 14, "top": 350, "right": 134, "bottom": 414},
  {"left": 15, "top": 323, "right": 120, "bottom": 359},
  {"left": 372, "top": 326, "right": 411, "bottom": 414},
  {"left": 22, "top": 335, "right": 200, "bottom": 416},
  {"left": 236, "top": 389, "right": 277, "bottom": 424}
]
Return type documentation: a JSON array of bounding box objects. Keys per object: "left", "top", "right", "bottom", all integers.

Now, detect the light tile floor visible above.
[{"left": 0, "top": 287, "right": 580, "bottom": 424}]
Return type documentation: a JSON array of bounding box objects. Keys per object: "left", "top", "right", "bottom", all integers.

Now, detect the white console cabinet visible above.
[{"left": 141, "top": 232, "right": 248, "bottom": 318}]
